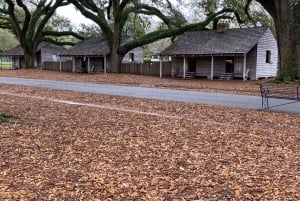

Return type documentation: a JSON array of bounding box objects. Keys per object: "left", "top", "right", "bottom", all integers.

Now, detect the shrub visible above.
[
  {"left": 278, "top": 68, "right": 298, "bottom": 83},
  {"left": 277, "top": 58, "right": 299, "bottom": 83},
  {"left": 144, "top": 57, "right": 151, "bottom": 63}
]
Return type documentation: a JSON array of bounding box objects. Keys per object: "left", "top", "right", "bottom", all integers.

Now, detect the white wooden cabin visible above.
[{"left": 160, "top": 26, "right": 278, "bottom": 80}]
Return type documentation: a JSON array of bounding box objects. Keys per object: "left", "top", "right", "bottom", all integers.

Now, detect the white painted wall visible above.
[
  {"left": 122, "top": 46, "right": 144, "bottom": 64},
  {"left": 246, "top": 47, "right": 258, "bottom": 80},
  {"left": 256, "top": 28, "right": 278, "bottom": 79}
]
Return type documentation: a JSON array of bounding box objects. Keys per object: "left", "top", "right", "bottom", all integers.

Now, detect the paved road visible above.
[{"left": 0, "top": 76, "right": 299, "bottom": 114}]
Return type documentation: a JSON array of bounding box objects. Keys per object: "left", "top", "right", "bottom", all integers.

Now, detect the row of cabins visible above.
[
  {"left": 1, "top": 26, "right": 278, "bottom": 80},
  {"left": 1, "top": 36, "right": 144, "bottom": 73}
]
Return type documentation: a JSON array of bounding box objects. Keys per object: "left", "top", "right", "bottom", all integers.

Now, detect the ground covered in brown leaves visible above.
[{"left": 0, "top": 70, "right": 299, "bottom": 200}]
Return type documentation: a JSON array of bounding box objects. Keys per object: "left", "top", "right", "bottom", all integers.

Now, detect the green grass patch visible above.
[{"left": 0, "top": 61, "right": 12, "bottom": 69}]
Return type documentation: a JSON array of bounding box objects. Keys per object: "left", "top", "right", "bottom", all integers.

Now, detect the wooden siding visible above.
[
  {"left": 171, "top": 58, "right": 184, "bottom": 77},
  {"left": 12, "top": 57, "right": 25, "bottom": 69},
  {"left": 256, "top": 29, "right": 278, "bottom": 79},
  {"left": 89, "top": 57, "right": 104, "bottom": 72},
  {"left": 44, "top": 61, "right": 73, "bottom": 72},
  {"left": 121, "top": 62, "right": 172, "bottom": 76},
  {"left": 122, "top": 46, "right": 144, "bottom": 63},
  {"left": 169, "top": 30, "right": 278, "bottom": 80},
  {"left": 210, "top": 57, "right": 226, "bottom": 76},
  {"left": 173, "top": 56, "right": 249, "bottom": 78},
  {"left": 246, "top": 47, "right": 258, "bottom": 80},
  {"left": 234, "top": 56, "right": 243, "bottom": 74},
  {"left": 38, "top": 48, "right": 65, "bottom": 69},
  {"left": 195, "top": 56, "right": 228, "bottom": 78},
  {"left": 72, "top": 56, "right": 107, "bottom": 73},
  {"left": 196, "top": 57, "right": 211, "bottom": 78}
]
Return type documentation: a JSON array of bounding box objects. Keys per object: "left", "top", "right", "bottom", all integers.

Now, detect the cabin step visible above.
[
  {"left": 183, "top": 72, "right": 196, "bottom": 79},
  {"left": 219, "top": 73, "right": 234, "bottom": 80}
]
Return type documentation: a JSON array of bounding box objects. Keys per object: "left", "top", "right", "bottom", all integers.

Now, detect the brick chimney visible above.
[{"left": 216, "top": 22, "right": 229, "bottom": 32}]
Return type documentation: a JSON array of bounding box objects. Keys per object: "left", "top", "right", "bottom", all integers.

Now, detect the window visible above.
[
  {"left": 266, "top": 50, "right": 271, "bottom": 63},
  {"left": 52, "top": 54, "right": 58, "bottom": 62},
  {"left": 129, "top": 53, "right": 134, "bottom": 62}
]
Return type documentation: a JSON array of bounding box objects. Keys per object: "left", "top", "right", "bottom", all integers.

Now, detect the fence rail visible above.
[
  {"left": 42, "top": 61, "right": 172, "bottom": 77},
  {"left": 43, "top": 61, "right": 72, "bottom": 72},
  {"left": 121, "top": 62, "right": 172, "bottom": 77}
]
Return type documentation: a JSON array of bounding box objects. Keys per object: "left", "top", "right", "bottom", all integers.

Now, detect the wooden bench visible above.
[{"left": 260, "top": 83, "right": 299, "bottom": 108}]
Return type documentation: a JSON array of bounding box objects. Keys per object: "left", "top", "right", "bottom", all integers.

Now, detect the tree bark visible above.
[
  {"left": 23, "top": 47, "right": 36, "bottom": 69},
  {"left": 109, "top": 7, "right": 123, "bottom": 73},
  {"left": 109, "top": 50, "right": 123, "bottom": 73},
  {"left": 257, "top": 0, "right": 298, "bottom": 77}
]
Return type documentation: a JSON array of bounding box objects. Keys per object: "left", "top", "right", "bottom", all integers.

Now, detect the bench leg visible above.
[{"left": 262, "top": 96, "right": 269, "bottom": 109}]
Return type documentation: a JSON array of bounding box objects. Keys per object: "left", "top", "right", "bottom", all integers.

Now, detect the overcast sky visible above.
[
  {"left": 56, "top": 0, "right": 181, "bottom": 26},
  {"left": 56, "top": 4, "right": 95, "bottom": 26}
]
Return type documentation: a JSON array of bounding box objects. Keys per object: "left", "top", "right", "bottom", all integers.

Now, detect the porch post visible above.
[
  {"left": 87, "top": 57, "right": 90, "bottom": 73},
  {"left": 211, "top": 56, "right": 214, "bottom": 80},
  {"left": 59, "top": 56, "right": 62, "bottom": 72},
  {"left": 72, "top": 57, "right": 75, "bottom": 73},
  {"left": 183, "top": 56, "right": 186, "bottom": 79},
  {"left": 104, "top": 56, "right": 107, "bottom": 74},
  {"left": 159, "top": 56, "right": 163, "bottom": 78},
  {"left": 243, "top": 54, "right": 247, "bottom": 80}
]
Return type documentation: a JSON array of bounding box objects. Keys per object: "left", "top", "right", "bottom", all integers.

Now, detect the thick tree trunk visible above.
[
  {"left": 109, "top": 21, "right": 123, "bottom": 73},
  {"left": 297, "top": 41, "right": 300, "bottom": 77},
  {"left": 273, "top": 1, "right": 297, "bottom": 72},
  {"left": 257, "top": 0, "right": 298, "bottom": 78},
  {"left": 109, "top": 48, "right": 123, "bottom": 73},
  {"left": 23, "top": 48, "right": 36, "bottom": 69}
]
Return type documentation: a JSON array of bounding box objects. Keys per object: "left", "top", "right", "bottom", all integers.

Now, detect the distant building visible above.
[
  {"left": 60, "top": 36, "right": 144, "bottom": 73},
  {"left": 3, "top": 42, "right": 66, "bottom": 69}
]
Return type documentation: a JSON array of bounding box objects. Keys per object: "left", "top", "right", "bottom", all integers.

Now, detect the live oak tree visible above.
[
  {"left": 0, "top": 29, "right": 18, "bottom": 52},
  {"left": 43, "top": 13, "right": 81, "bottom": 46},
  {"left": 70, "top": 0, "right": 244, "bottom": 73},
  {"left": 0, "top": 0, "right": 83, "bottom": 68},
  {"left": 247, "top": 0, "right": 300, "bottom": 79},
  {"left": 193, "top": 0, "right": 272, "bottom": 30}
]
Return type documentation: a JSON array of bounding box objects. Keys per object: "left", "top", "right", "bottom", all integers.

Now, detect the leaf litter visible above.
[{"left": 0, "top": 70, "right": 299, "bottom": 200}]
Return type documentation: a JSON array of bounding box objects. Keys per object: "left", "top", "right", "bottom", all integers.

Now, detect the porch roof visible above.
[
  {"left": 3, "top": 42, "right": 66, "bottom": 56},
  {"left": 160, "top": 26, "right": 268, "bottom": 56},
  {"left": 60, "top": 38, "right": 110, "bottom": 57},
  {"left": 3, "top": 45, "right": 23, "bottom": 56},
  {"left": 60, "top": 35, "right": 133, "bottom": 57}
]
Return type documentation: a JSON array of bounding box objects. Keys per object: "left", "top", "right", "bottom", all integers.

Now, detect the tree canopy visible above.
[
  {"left": 69, "top": 0, "right": 246, "bottom": 72},
  {"left": 0, "top": 0, "right": 83, "bottom": 68},
  {"left": 0, "top": 0, "right": 298, "bottom": 79},
  {"left": 0, "top": 29, "right": 18, "bottom": 52}
]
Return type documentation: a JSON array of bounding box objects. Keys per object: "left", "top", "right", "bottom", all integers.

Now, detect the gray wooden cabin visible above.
[
  {"left": 60, "top": 36, "right": 144, "bottom": 73},
  {"left": 160, "top": 26, "right": 278, "bottom": 80},
  {"left": 2, "top": 45, "right": 25, "bottom": 69},
  {"left": 4, "top": 42, "right": 66, "bottom": 69}
]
